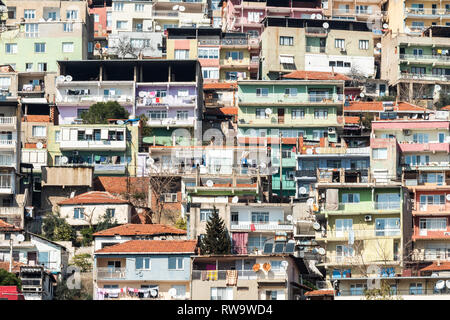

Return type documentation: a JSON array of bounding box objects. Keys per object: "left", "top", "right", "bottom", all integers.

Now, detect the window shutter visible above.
[
  {"left": 136, "top": 257, "right": 143, "bottom": 269},
  {"left": 177, "top": 258, "right": 183, "bottom": 269},
  {"left": 168, "top": 257, "right": 176, "bottom": 269}
]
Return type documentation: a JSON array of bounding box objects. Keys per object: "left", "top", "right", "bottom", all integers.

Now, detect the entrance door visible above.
[{"left": 277, "top": 108, "right": 284, "bottom": 124}]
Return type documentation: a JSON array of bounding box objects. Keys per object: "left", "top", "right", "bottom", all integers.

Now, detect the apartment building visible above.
[
  {"left": 166, "top": 27, "right": 259, "bottom": 82},
  {"left": 386, "top": 0, "right": 450, "bottom": 35},
  {"left": 322, "top": 0, "right": 385, "bottom": 22},
  {"left": 1, "top": 0, "right": 94, "bottom": 72},
  {"left": 88, "top": 0, "right": 112, "bottom": 56},
  {"left": 381, "top": 27, "right": 450, "bottom": 106},
  {"left": 260, "top": 17, "right": 375, "bottom": 79}
]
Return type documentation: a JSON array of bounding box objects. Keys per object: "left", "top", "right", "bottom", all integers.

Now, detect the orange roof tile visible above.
[
  {"left": 420, "top": 261, "right": 450, "bottom": 273},
  {"left": 95, "top": 240, "right": 197, "bottom": 254},
  {"left": 282, "top": 70, "right": 350, "bottom": 81},
  {"left": 93, "top": 223, "right": 186, "bottom": 237},
  {"left": 345, "top": 116, "right": 360, "bottom": 124},
  {"left": 305, "top": 289, "right": 335, "bottom": 296},
  {"left": 0, "top": 261, "right": 25, "bottom": 273},
  {"left": 58, "top": 191, "right": 129, "bottom": 205},
  {"left": 345, "top": 101, "right": 428, "bottom": 112},
  {"left": 203, "top": 82, "right": 237, "bottom": 90},
  {"left": 0, "top": 219, "right": 21, "bottom": 232},
  {"left": 441, "top": 105, "right": 450, "bottom": 111},
  {"left": 219, "top": 107, "right": 238, "bottom": 116}
]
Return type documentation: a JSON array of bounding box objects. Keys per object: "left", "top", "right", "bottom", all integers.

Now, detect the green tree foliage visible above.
[
  {"left": 364, "top": 280, "right": 402, "bottom": 300},
  {"left": 80, "top": 227, "right": 94, "bottom": 247},
  {"left": 200, "top": 209, "right": 231, "bottom": 255},
  {"left": 42, "top": 212, "right": 76, "bottom": 242},
  {"left": 80, "top": 213, "right": 119, "bottom": 247},
  {"left": 436, "top": 91, "right": 450, "bottom": 109},
  {"left": 0, "top": 269, "right": 21, "bottom": 290},
  {"left": 81, "top": 101, "right": 129, "bottom": 124},
  {"left": 54, "top": 280, "right": 92, "bottom": 300},
  {"left": 70, "top": 254, "right": 92, "bottom": 272},
  {"left": 174, "top": 217, "right": 187, "bottom": 231}
]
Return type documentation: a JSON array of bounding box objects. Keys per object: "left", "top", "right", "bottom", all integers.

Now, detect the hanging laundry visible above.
[
  {"left": 148, "top": 91, "right": 156, "bottom": 98},
  {"left": 226, "top": 270, "right": 238, "bottom": 286},
  {"left": 207, "top": 270, "right": 218, "bottom": 281},
  {"left": 201, "top": 270, "right": 207, "bottom": 281}
]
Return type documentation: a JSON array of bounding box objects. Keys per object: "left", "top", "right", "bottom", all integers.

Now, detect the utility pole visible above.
[
  {"left": 279, "top": 132, "right": 283, "bottom": 201},
  {"left": 9, "top": 237, "right": 13, "bottom": 272}
]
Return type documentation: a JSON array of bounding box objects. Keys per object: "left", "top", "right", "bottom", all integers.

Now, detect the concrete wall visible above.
[
  {"left": 41, "top": 166, "right": 93, "bottom": 187},
  {"left": 59, "top": 203, "right": 131, "bottom": 226}
]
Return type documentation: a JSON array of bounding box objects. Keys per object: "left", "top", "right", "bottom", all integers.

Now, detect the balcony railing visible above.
[
  {"left": 0, "top": 117, "right": 16, "bottom": 126},
  {"left": 405, "top": 8, "right": 450, "bottom": 16},
  {"left": 153, "top": 11, "right": 179, "bottom": 17},
  {"left": 399, "top": 73, "right": 450, "bottom": 81},
  {"left": 318, "top": 229, "right": 401, "bottom": 240},
  {"left": 295, "top": 169, "right": 316, "bottom": 178},
  {"left": 146, "top": 118, "right": 195, "bottom": 127},
  {"left": 240, "top": 93, "right": 344, "bottom": 104},
  {"left": 230, "top": 222, "right": 294, "bottom": 231},
  {"left": 374, "top": 201, "right": 401, "bottom": 210},
  {"left": 305, "top": 27, "right": 328, "bottom": 35},
  {"left": 59, "top": 140, "right": 126, "bottom": 151},
  {"left": 305, "top": 46, "right": 326, "bottom": 53},
  {"left": 400, "top": 54, "right": 450, "bottom": 62},
  {"left": 0, "top": 140, "right": 16, "bottom": 148},
  {"left": 325, "top": 201, "right": 401, "bottom": 212},
  {"left": 191, "top": 269, "right": 287, "bottom": 281},
  {"left": 136, "top": 95, "right": 196, "bottom": 107},
  {"left": 97, "top": 267, "right": 126, "bottom": 280},
  {"left": 58, "top": 95, "right": 133, "bottom": 103}
]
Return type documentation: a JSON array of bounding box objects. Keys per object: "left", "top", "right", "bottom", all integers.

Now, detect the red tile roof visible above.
[
  {"left": 282, "top": 70, "right": 350, "bottom": 81},
  {"left": 305, "top": 289, "right": 335, "bottom": 296},
  {"left": 420, "top": 261, "right": 450, "bottom": 273},
  {"left": 219, "top": 106, "right": 238, "bottom": 116},
  {"left": 0, "top": 219, "right": 21, "bottom": 232},
  {"left": 58, "top": 191, "right": 129, "bottom": 205},
  {"left": 441, "top": 105, "right": 450, "bottom": 111},
  {"left": 0, "top": 261, "right": 25, "bottom": 273},
  {"left": 93, "top": 223, "right": 186, "bottom": 237},
  {"left": 344, "top": 116, "right": 360, "bottom": 124},
  {"left": 345, "top": 101, "right": 428, "bottom": 112},
  {"left": 203, "top": 82, "right": 237, "bottom": 90},
  {"left": 95, "top": 240, "right": 197, "bottom": 254}
]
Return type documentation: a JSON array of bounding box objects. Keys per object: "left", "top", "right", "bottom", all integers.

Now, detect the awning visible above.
[{"left": 279, "top": 55, "right": 294, "bottom": 64}]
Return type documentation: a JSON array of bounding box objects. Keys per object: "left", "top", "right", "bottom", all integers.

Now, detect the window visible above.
[
  {"left": 350, "top": 284, "right": 367, "bottom": 296},
  {"left": 225, "top": 71, "right": 246, "bottom": 80},
  {"left": 405, "top": 154, "right": 429, "bottom": 166},
  {"left": 313, "top": 130, "right": 325, "bottom": 140},
  {"left": 0, "top": 77, "right": 11, "bottom": 89},
  {"left": 342, "top": 193, "right": 360, "bottom": 203},
  {"left": 175, "top": 49, "right": 189, "bottom": 60},
  {"left": 24, "top": 9, "right": 35, "bottom": 19},
  {"left": 375, "top": 218, "right": 400, "bottom": 236},
  {"left": 356, "top": 5, "right": 371, "bottom": 14},
  {"left": 176, "top": 111, "right": 188, "bottom": 120},
  {"left": 282, "top": 150, "right": 292, "bottom": 159},
  {"left": 285, "top": 88, "right": 297, "bottom": 96},
  {"left": 412, "top": 133, "right": 429, "bottom": 143},
  {"left": 116, "top": 20, "right": 128, "bottom": 29},
  {"left": 5, "top": 43, "right": 17, "bottom": 54},
  {"left": 279, "top": 36, "right": 293, "bottom": 46},
  {"left": 198, "top": 47, "right": 219, "bottom": 59},
  {"left": 25, "top": 63, "right": 33, "bottom": 72},
  {"left": 55, "top": 131, "right": 60, "bottom": 142},
  {"left": 135, "top": 4, "right": 145, "bottom": 11},
  {"left": 329, "top": 61, "right": 336, "bottom": 67},
  {"left": 256, "top": 88, "right": 269, "bottom": 96},
  {"left": 344, "top": 62, "right": 351, "bottom": 68},
  {"left": 251, "top": 212, "right": 269, "bottom": 224},
  {"left": 106, "top": 12, "right": 112, "bottom": 27},
  {"left": 359, "top": 40, "right": 369, "bottom": 50},
  {"left": 202, "top": 68, "right": 219, "bottom": 80},
  {"left": 106, "top": 208, "right": 115, "bottom": 218},
  {"left": 327, "top": 160, "right": 341, "bottom": 169},
  {"left": 314, "top": 109, "right": 328, "bottom": 119},
  {"left": 336, "top": 219, "right": 353, "bottom": 235},
  {"left": 171, "top": 285, "right": 186, "bottom": 298},
  {"left": 38, "top": 63, "right": 47, "bottom": 72},
  {"left": 25, "top": 23, "right": 39, "bottom": 37},
  {"left": 231, "top": 212, "right": 239, "bottom": 225},
  {"left": 62, "top": 42, "right": 74, "bottom": 53},
  {"left": 256, "top": 108, "right": 269, "bottom": 119},
  {"left": 291, "top": 109, "right": 304, "bottom": 119},
  {"left": 147, "top": 110, "right": 167, "bottom": 120},
  {"left": 63, "top": 23, "right": 74, "bottom": 32},
  {"left": 130, "top": 39, "right": 150, "bottom": 48},
  {"left": 136, "top": 257, "right": 151, "bottom": 270},
  {"left": 162, "top": 193, "right": 177, "bottom": 202},
  {"left": 335, "top": 39, "right": 345, "bottom": 49},
  {"left": 73, "top": 208, "right": 84, "bottom": 219},
  {"left": 412, "top": 48, "right": 423, "bottom": 56},
  {"left": 411, "top": 66, "right": 426, "bottom": 74},
  {"left": 66, "top": 10, "right": 78, "bottom": 19},
  {"left": 265, "top": 290, "right": 284, "bottom": 300},
  {"left": 200, "top": 209, "right": 216, "bottom": 222},
  {"left": 94, "top": 14, "right": 99, "bottom": 23},
  {"left": 177, "top": 89, "right": 189, "bottom": 97},
  {"left": 409, "top": 283, "right": 423, "bottom": 295},
  {"left": 7, "top": 7, "right": 16, "bottom": 19},
  {"left": 376, "top": 193, "right": 400, "bottom": 210},
  {"left": 34, "top": 43, "right": 45, "bottom": 53},
  {"left": 168, "top": 257, "right": 184, "bottom": 270},
  {"left": 113, "top": 2, "right": 124, "bottom": 11},
  {"left": 211, "top": 287, "right": 233, "bottom": 300},
  {"left": 420, "top": 195, "right": 445, "bottom": 209},
  {"left": 32, "top": 126, "right": 46, "bottom": 137},
  {"left": 225, "top": 51, "right": 244, "bottom": 60},
  {"left": 372, "top": 148, "right": 387, "bottom": 160},
  {"left": 336, "top": 245, "right": 354, "bottom": 261},
  {"left": 248, "top": 11, "right": 262, "bottom": 22},
  {"left": 419, "top": 173, "right": 444, "bottom": 185},
  {"left": 420, "top": 218, "right": 446, "bottom": 231}
]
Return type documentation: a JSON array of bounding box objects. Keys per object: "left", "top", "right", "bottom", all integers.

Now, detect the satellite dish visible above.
[
  {"left": 286, "top": 215, "right": 293, "bottom": 222},
  {"left": 299, "top": 187, "right": 307, "bottom": 194},
  {"left": 318, "top": 248, "right": 326, "bottom": 255},
  {"left": 322, "top": 22, "right": 329, "bottom": 29},
  {"left": 281, "top": 261, "right": 288, "bottom": 269},
  {"left": 150, "top": 289, "right": 158, "bottom": 297},
  {"left": 260, "top": 162, "right": 267, "bottom": 169},
  {"left": 57, "top": 75, "right": 66, "bottom": 82},
  {"left": 168, "top": 288, "right": 177, "bottom": 297},
  {"left": 146, "top": 158, "right": 155, "bottom": 166},
  {"left": 360, "top": 93, "right": 365, "bottom": 98},
  {"left": 376, "top": 42, "right": 382, "bottom": 49},
  {"left": 138, "top": 91, "right": 146, "bottom": 98},
  {"left": 70, "top": 191, "right": 75, "bottom": 198},
  {"left": 446, "top": 194, "right": 450, "bottom": 202},
  {"left": 265, "top": 108, "right": 272, "bottom": 115},
  {"left": 206, "top": 180, "right": 214, "bottom": 188},
  {"left": 155, "top": 25, "right": 161, "bottom": 31},
  {"left": 232, "top": 196, "right": 239, "bottom": 203},
  {"left": 446, "top": 280, "right": 450, "bottom": 289},
  {"left": 436, "top": 280, "right": 445, "bottom": 290},
  {"left": 16, "top": 234, "right": 25, "bottom": 242},
  {"left": 306, "top": 148, "right": 313, "bottom": 155},
  {"left": 383, "top": 23, "right": 389, "bottom": 29},
  {"left": 307, "top": 198, "right": 314, "bottom": 206},
  {"left": 65, "top": 75, "right": 73, "bottom": 82},
  {"left": 179, "top": 6, "right": 185, "bottom": 11},
  {"left": 61, "top": 156, "right": 69, "bottom": 164},
  {"left": 316, "top": 14, "right": 322, "bottom": 19},
  {"left": 313, "top": 222, "right": 321, "bottom": 230},
  {"left": 172, "top": 4, "right": 179, "bottom": 10},
  {"left": 311, "top": 13, "right": 316, "bottom": 19},
  {"left": 36, "top": 142, "right": 43, "bottom": 149},
  {"left": 116, "top": 120, "right": 124, "bottom": 125}
]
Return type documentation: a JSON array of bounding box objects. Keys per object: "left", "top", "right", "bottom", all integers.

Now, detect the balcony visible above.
[
  {"left": 305, "top": 27, "right": 328, "bottom": 37},
  {"left": 405, "top": 8, "right": 450, "bottom": 18},
  {"left": 0, "top": 154, "right": 15, "bottom": 167},
  {"left": 0, "top": 173, "right": 14, "bottom": 194},
  {"left": 403, "top": 162, "right": 450, "bottom": 172},
  {"left": 321, "top": 254, "right": 399, "bottom": 265},
  {"left": 413, "top": 229, "right": 450, "bottom": 240},
  {"left": 239, "top": 93, "right": 344, "bottom": 105},
  {"left": 152, "top": 10, "right": 179, "bottom": 18},
  {"left": 399, "top": 73, "right": 450, "bottom": 82},
  {"left": 59, "top": 140, "right": 126, "bottom": 151},
  {"left": 146, "top": 118, "right": 195, "bottom": 128},
  {"left": 94, "top": 164, "right": 126, "bottom": 174},
  {"left": 305, "top": 46, "right": 326, "bottom": 53},
  {"left": 317, "top": 229, "right": 401, "bottom": 241},
  {"left": 191, "top": 269, "right": 287, "bottom": 281},
  {"left": 230, "top": 222, "right": 294, "bottom": 232},
  {"left": 323, "top": 201, "right": 401, "bottom": 214},
  {"left": 97, "top": 267, "right": 126, "bottom": 280},
  {"left": 136, "top": 94, "right": 196, "bottom": 108},
  {"left": 0, "top": 117, "right": 16, "bottom": 129},
  {"left": 399, "top": 54, "right": 450, "bottom": 64},
  {"left": 398, "top": 142, "right": 450, "bottom": 153},
  {"left": 0, "top": 140, "right": 16, "bottom": 150},
  {"left": 295, "top": 169, "right": 316, "bottom": 179},
  {"left": 58, "top": 94, "right": 134, "bottom": 104}
]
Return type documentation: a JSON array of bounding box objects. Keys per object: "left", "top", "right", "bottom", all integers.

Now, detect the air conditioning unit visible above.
[
  {"left": 364, "top": 215, "right": 372, "bottom": 222},
  {"left": 328, "top": 127, "right": 336, "bottom": 134}
]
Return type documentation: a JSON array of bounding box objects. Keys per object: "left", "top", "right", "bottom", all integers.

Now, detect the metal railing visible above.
[
  {"left": 59, "top": 95, "right": 133, "bottom": 103},
  {"left": 305, "top": 27, "right": 328, "bottom": 34},
  {"left": 230, "top": 222, "right": 294, "bottom": 231},
  {"left": 305, "top": 46, "right": 326, "bottom": 53},
  {"left": 295, "top": 169, "right": 316, "bottom": 178},
  {"left": 97, "top": 267, "right": 127, "bottom": 280},
  {"left": 153, "top": 11, "right": 179, "bottom": 17},
  {"left": 241, "top": 93, "right": 344, "bottom": 103},
  {"left": 318, "top": 229, "right": 401, "bottom": 239},
  {"left": 400, "top": 54, "right": 450, "bottom": 62},
  {"left": 0, "top": 140, "right": 15, "bottom": 148},
  {"left": 405, "top": 8, "right": 450, "bottom": 15},
  {"left": 0, "top": 117, "right": 16, "bottom": 125},
  {"left": 191, "top": 269, "right": 287, "bottom": 281}
]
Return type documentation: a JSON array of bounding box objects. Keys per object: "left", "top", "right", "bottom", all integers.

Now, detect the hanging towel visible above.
[
  {"left": 226, "top": 270, "right": 238, "bottom": 286},
  {"left": 250, "top": 224, "right": 256, "bottom": 232},
  {"left": 201, "top": 270, "right": 207, "bottom": 281},
  {"left": 207, "top": 270, "right": 218, "bottom": 281}
]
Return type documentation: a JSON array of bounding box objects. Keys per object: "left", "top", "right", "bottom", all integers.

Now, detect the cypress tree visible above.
[{"left": 200, "top": 208, "right": 231, "bottom": 255}]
